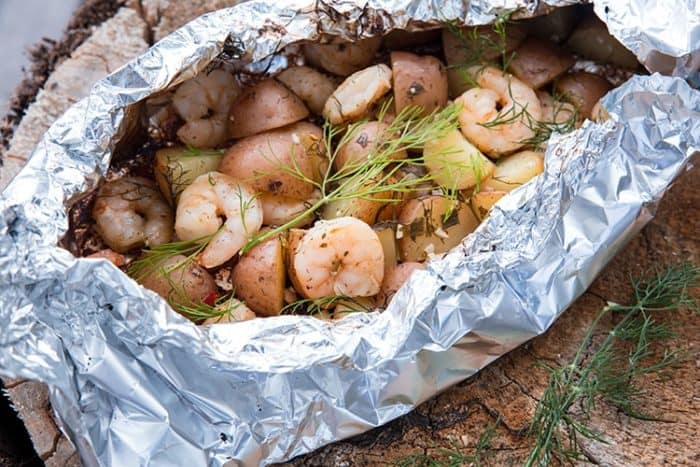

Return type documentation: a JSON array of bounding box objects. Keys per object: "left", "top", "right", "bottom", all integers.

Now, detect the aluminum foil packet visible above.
[{"left": 0, "top": 0, "right": 699, "bottom": 465}]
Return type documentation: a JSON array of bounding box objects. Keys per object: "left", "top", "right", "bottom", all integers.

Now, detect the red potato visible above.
[
  {"left": 376, "top": 262, "right": 425, "bottom": 307},
  {"left": 373, "top": 223, "right": 398, "bottom": 273},
  {"left": 231, "top": 234, "right": 286, "bottom": 317},
  {"left": 508, "top": 38, "right": 575, "bottom": 89},
  {"left": 566, "top": 14, "right": 640, "bottom": 69},
  {"left": 323, "top": 64, "right": 393, "bottom": 124},
  {"left": 153, "top": 146, "right": 223, "bottom": 204},
  {"left": 303, "top": 37, "right": 382, "bottom": 76},
  {"left": 138, "top": 255, "right": 218, "bottom": 310},
  {"left": 527, "top": 5, "right": 582, "bottom": 44},
  {"left": 398, "top": 196, "right": 479, "bottom": 262},
  {"left": 276, "top": 66, "right": 337, "bottom": 115},
  {"left": 554, "top": 72, "right": 613, "bottom": 120},
  {"left": 390, "top": 52, "right": 448, "bottom": 116},
  {"left": 220, "top": 122, "right": 324, "bottom": 200},
  {"left": 259, "top": 192, "right": 318, "bottom": 227},
  {"left": 335, "top": 121, "right": 407, "bottom": 171},
  {"left": 423, "top": 129, "right": 496, "bottom": 191},
  {"left": 321, "top": 176, "right": 394, "bottom": 224},
  {"left": 442, "top": 23, "right": 528, "bottom": 66},
  {"left": 481, "top": 150, "right": 544, "bottom": 193},
  {"left": 284, "top": 228, "right": 307, "bottom": 296},
  {"left": 471, "top": 189, "right": 507, "bottom": 221},
  {"left": 228, "top": 79, "right": 309, "bottom": 138}
]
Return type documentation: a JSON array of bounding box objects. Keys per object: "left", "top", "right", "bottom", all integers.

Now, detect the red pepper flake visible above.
[{"left": 203, "top": 292, "right": 218, "bottom": 306}]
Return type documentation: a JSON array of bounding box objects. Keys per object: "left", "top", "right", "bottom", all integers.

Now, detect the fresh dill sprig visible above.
[
  {"left": 127, "top": 231, "right": 217, "bottom": 281},
  {"left": 241, "top": 103, "right": 462, "bottom": 253},
  {"left": 281, "top": 295, "right": 374, "bottom": 316},
  {"left": 176, "top": 293, "right": 241, "bottom": 322},
  {"left": 393, "top": 420, "right": 497, "bottom": 467},
  {"left": 525, "top": 262, "right": 700, "bottom": 467}
]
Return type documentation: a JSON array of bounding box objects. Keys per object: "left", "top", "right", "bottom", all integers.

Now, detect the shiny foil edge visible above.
[{"left": 0, "top": 1, "right": 698, "bottom": 466}]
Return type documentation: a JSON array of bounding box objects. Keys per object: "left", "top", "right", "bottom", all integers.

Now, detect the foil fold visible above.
[{"left": 1, "top": 1, "right": 699, "bottom": 466}]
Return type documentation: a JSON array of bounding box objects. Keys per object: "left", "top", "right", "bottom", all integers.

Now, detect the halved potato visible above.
[
  {"left": 303, "top": 37, "right": 382, "bottom": 76},
  {"left": 376, "top": 262, "right": 425, "bottom": 306},
  {"left": 554, "top": 72, "right": 613, "bottom": 120},
  {"left": 391, "top": 52, "right": 448, "bottom": 116},
  {"left": 335, "top": 121, "right": 406, "bottom": 171},
  {"left": 471, "top": 190, "right": 507, "bottom": 221},
  {"left": 276, "top": 66, "right": 337, "bottom": 115},
  {"left": 229, "top": 79, "right": 309, "bottom": 138},
  {"left": 481, "top": 150, "right": 544, "bottom": 192},
  {"left": 259, "top": 192, "right": 318, "bottom": 227},
  {"left": 373, "top": 223, "right": 398, "bottom": 273},
  {"left": 508, "top": 38, "right": 574, "bottom": 89},
  {"left": 423, "top": 129, "right": 496, "bottom": 190},
  {"left": 321, "top": 176, "right": 394, "bottom": 224},
  {"left": 398, "top": 196, "right": 479, "bottom": 262},
  {"left": 284, "top": 228, "right": 307, "bottom": 295},
  {"left": 231, "top": 234, "right": 285, "bottom": 317},
  {"left": 220, "top": 122, "right": 324, "bottom": 200},
  {"left": 138, "top": 254, "right": 218, "bottom": 310},
  {"left": 154, "top": 146, "right": 223, "bottom": 204},
  {"left": 323, "top": 64, "right": 392, "bottom": 124}
]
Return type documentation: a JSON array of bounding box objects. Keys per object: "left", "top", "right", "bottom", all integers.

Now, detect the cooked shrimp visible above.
[
  {"left": 293, "top": 217, "right": 384, "bottom": 298},
  {"left": 172, "top": 69, "right": 240, "bottom": 148},
  {"left": 456, "top": 66, "right": 542, "bottom": 157},
  {"left": 175, "top": 172, "right": 263, "bottom": 268},
  {"left": 92, "top": 177, "right": 173, "bottom": 253}
]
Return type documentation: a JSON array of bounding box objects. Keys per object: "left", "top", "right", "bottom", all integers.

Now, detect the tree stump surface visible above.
[{"left": 0, "top": 2, "right": 697, "bottom": 466}]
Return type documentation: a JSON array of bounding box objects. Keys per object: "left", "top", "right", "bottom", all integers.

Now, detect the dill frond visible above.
[
  {"left": 175, "top": 293, "right": 242, "bottom": 322},
  {"left": 525, "top": 262, "right": 700, "bottom": 467},
  {"left": 127, "top": 231, "right": 217, "bottom": 281}
]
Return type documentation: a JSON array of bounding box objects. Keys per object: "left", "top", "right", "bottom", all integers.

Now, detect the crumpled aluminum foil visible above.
[{"left": 0, "top": 1, "right": 699, "bottom": 466}]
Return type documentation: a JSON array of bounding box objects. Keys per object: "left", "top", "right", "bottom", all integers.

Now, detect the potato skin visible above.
[
  {"left": 276, "top": 66, "right": 337, "bottom": 115},
  {"left": 398, "top": 196, "right": 479, "bottom": 262},
  {"left": 376, "top": 262, "right": 425, "bottom": 306},
  {"left": 303, "top": 37, "right": 382, "bottom": 76},
  {"left": 229, "top": 79, "right": 309, "bottom": 138},
  {"left": 554, "top": 72, "right": 613, "bottom": 120},
  {"left": 335, "top": 121, "right": 406, "bottom": 171},
  {"left": 470, "top": 190, "right": 507, "bottom": 221},
  {"left": 390, "top": 52, "right": 448, "bottom": 116},
  {"left": 220, "top": 122, "right": 324, "bottom": 200},
  {"left": 138, "top": 255, "right": 218, "bottom": 309},
  {"left": 508, "top": 38, "right": 574, "bottom": 89},
  {"left": 231, "top": 234, "right": 285, "bottom": 317}
]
